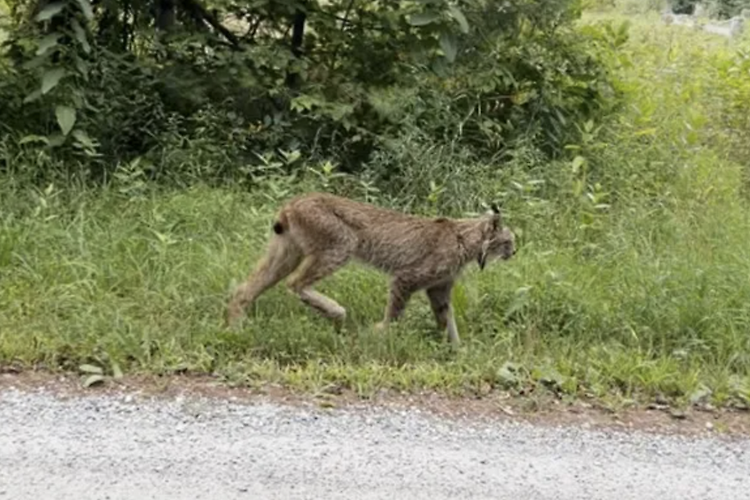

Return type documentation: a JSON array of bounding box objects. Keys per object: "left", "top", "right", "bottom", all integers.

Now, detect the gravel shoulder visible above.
[{"left": 2, "top": 377, "right": 750, "bottom": 500}]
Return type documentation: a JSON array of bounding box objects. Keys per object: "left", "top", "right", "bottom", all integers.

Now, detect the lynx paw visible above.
[{"left": 373, "top": 321, "right": 389, "bottom": 332}]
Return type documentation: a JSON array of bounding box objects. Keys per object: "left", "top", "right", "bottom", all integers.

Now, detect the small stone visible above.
[
  {"left": 655, "top": 395, "right": 669, "bottom": 405},
  {"left": 499, "top": 406, "right": 515, "bottom": 416},
  {"left": 669, "top": 409, "right": 687, "bottom": 420}
]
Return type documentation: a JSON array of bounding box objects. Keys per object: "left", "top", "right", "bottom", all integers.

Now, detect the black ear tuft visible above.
[{"left": 488, "top": 203, "right": 502, "bottom": 230}]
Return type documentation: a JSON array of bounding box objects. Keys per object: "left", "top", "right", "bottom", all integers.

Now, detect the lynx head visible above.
[{"left": 478, "top": 203, "right": 516, "bottom": 270}]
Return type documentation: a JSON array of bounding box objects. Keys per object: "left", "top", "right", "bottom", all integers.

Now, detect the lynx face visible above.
[
  {"left": 483, "top": 226, "right": 516, "bottom": 265},
  {"left": 475, "top": 211, "right": 517, "bottom": 270}
]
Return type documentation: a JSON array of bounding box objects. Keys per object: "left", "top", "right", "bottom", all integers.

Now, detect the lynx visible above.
[{"left": 226, "top": 192, "right": 517, "bottom": 345}]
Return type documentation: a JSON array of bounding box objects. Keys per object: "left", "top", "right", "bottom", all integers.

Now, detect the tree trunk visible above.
[
  {"left": 285, "top": 5, "right": 306, "bottom": 88},
  {"left": 156, "top": 0, "right": 176, "bottom": 32},
  {"left": 180, "top": 0, "right": 241, "bottom": 48},
  {"left": 96, "top": 0, "right": 128, "bottom": 51}
]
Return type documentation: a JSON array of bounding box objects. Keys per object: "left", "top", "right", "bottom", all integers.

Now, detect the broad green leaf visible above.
[
  {"left": 408, "top": 11, "right": 440, "bottom": 26},
  {"left": 72, "top": 129, "right": 95, "bottom": 148},
  {"left": 23, "top": 89, "right": 42, "bottom": 104},
  {"left": 83, "top": 374, "right": 106, "bottom": 388},
  {"left": 431, "top": 57, "right": 449, "bottom": 78},
  {"left": 55, "top": 105, "right": 76, "bottom": 136},
  {"left": 35, "top": 1, "right": 65, "bottom": 21},
  {"left": 79, "top": 363, "right": 103, "bottom": 374},
  {"left": 571, "top": 155, "right": 586, "bottom": 174},
  {"left": 290, "top": 94, "right": 321, "bottom": 112},
  {"left": 439, "top": 32, "right": 457, "bottom": 63},
  {"left": 71, "top": 19, "right": 91, "bottom": 53},
  {"left": 74, "top": 56, "right": 90, "bottom": 79},
  {"left": 19, "top": 135, "right": 50, "bottom": 146},
  {"left": 448, "top": 5, "right": 469, "bottom": 34},
  {"left": 47, "top": 134, "right": 66, "bottom": 148},
  {"left": 71, "top": 88, "right": 85, "bottom": 108},
  {"left": 22, "top": 55, "right": 50, "bottom": 71},
  {"left": 74, "top": 0, "right": 93, "bottom": 20},
  {"left": 36, "top": 32, "right": 61, "bottom": 56},
  {"left": 41, "top": 68, "right": 66, "bottom": 94}
]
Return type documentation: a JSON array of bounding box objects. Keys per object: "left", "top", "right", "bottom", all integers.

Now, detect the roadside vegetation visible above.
[{"left": 1, "top": 0, "right": 750, "bottom": 409}]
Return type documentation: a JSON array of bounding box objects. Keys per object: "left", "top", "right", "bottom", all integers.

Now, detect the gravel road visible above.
[{"left": 1, "top": 387, "right": 749, "bottom": 500}]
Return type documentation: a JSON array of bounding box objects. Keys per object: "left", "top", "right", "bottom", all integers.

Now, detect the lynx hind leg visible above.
[
  {"left": 286, "top": 253, "right": 350, "bottom": 331},
  {"left": 374, "top": 278, "right": 417, "bottom": 331},
  {"left": 426, "top": 282, "right": 459, "bottom": 346},
  {"left": 226, "top": 235, "right": 302, "bottom": 328}
]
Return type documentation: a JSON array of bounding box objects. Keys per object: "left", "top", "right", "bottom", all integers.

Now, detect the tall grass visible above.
[{"left": 2, "top": 13, "right": 750, "bottom": 406}]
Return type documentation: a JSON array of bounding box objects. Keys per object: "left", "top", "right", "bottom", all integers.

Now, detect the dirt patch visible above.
[{"left": 1, "top": 369, "right": 749, "bottom": 439}]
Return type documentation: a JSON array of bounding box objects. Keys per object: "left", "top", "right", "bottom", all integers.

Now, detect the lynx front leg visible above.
[
  {"left": 374, "top": 278, "right": 416, "bottom": 331},
  {"left": 286, "top": 254, "right": 349, "bottom": 331},
  {"left": 426, "top": 282, "right": 459, "bottom": 346},
  {"left": 226, "top": 236, "right": 302, "bottom": 328}
]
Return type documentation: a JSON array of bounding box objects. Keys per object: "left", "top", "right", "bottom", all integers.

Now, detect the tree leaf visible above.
[
  {"left": 41, "top": 68, "right": 66, "bottom": 94},
  {"left": 19, "top": 135, "right": 50, "bottom": 146},
  {"left": 448, "top": 5, "right": 469, "bottom": 34},
  {"left": 35, "top": 1, "right": 66, "bottom": 22},
  {"left": 439, "top": 32, "right": 457, "bottom": 63},
  {"left": 431, "top": 57, "right": 449, "bottom": 78},
  {"left": 56, "top": 105, "right": 77, "bottom": 136},
  {"left": 83, "top": 374, "right": 106, "bottom": 388},
  {"left": 74, "top": 0, "right": 94, "bottom": 20},
  {"left": 36, "top": 32, "right": 61, "bottom": 56},
  {"left": 571, "top": 155, "right": 586, "bottom": 174},
  {"left": 408, "top": 11, "right": 440, "bottom": 26},
  {"left": 71, "top": 19, "right": 91, "bottom": 54},
  {"left": 73, "top": 57, "right": 90, "bottom": 81},
  {"left": 47, "top": 134, "right": 66, "bottom": 148},
  {"left": 22, "top": 55, "right": 50, "bottom": 71},
  {"left": 72, "top": 129, "right": 95, "bottom": 148},
  {"left": 79, "top": 363, "right": 103, "bottom": 374},
  {"left": 23, "top": 89, "right": 42, "bottom": 104}
]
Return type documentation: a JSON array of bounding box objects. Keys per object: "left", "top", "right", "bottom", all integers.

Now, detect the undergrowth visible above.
[{"left": 2, "top": 12, "right": 750, "bottom": 409}]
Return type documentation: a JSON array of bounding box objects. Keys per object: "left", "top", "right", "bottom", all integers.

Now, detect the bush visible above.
[
  {"left": 0, "top": 0, "right": 621, "bottom": 184},
  {"left": 704, "top": 0, "right": 750, "bottom": 18},
  {"left": 671, "top": 0, "right": 699, "bottom": 14}
]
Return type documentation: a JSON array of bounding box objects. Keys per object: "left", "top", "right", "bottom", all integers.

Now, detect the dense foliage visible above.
[
  {"left": 1, "top": 0, "right": 622, "bottom": 184},
  {"left": 707, "top": 0, "right": 750, "bottom": 18}
]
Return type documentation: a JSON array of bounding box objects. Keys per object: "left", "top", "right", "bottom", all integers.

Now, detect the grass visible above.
[{"left": 2, "top": 10, "right": 750, "bottom": 408}]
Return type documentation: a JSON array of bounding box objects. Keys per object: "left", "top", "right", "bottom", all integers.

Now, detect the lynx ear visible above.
[{"left": 487, "top": 203, "right": 502, "bottom": 231}]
